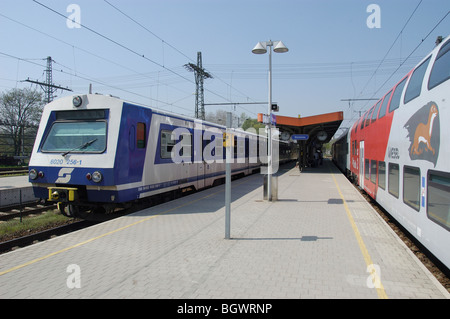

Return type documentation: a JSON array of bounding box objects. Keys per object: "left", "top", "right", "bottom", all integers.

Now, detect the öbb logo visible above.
[{"left": 56, "top": 168, "right": 75, "bottom": 183}]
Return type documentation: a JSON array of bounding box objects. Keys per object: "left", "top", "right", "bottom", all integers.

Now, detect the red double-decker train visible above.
[{"left": 333, "top": 36, "right": 450, "bottom": 270}]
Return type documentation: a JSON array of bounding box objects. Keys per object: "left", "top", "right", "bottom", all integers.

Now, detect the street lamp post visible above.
[{"left": 252, "top": 40, "right": 288, "bottom": 201}]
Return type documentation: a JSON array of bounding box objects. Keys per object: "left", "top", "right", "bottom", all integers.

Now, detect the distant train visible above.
[
  {"left": 332, "top": 36, "right": 450, "bottom": 270},
  {"left": 28, "top": 94, "right": 296, "bottom": 218}
]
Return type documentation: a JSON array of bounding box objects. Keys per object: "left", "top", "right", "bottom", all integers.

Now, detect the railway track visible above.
[
  {"left": 0, "top": 201, "right": 58, "bottom": 221},
  {"left": 0, "top": 220, "right": 96, "bottom": 254},
  {"left": 0, "top": 182, "right": 195, "bottom": 255},
  {"left": 0, "top": 207, "right": 135, "bottom": 254},
  {"left": 0, "top": 167, "right": 28, "bottom": 177}
]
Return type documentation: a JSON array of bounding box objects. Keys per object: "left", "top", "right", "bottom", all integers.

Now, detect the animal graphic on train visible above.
[{"left": 404, "top": 101, "right": 440, "bottom": 166}]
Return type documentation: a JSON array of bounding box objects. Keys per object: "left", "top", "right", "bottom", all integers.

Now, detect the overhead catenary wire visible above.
[
  {"left": 4, "top": 2, "right": 448, "bottom": 123},
  {"left": 103, "top": 0, "right": 195, "bottom": 64},
  {"left": 102, "top": 0, "right": 260, "bottom": 115},
  {"left": 0, "top": 50, "right": 196, "bottom": 114},
  {"left": 356, "top": 0, "right": 423, "bottom": 100},
  {"left": 0, "top": 13, "right": 192, "bottom": 104},
  {"left": 2, "top": 3, "right": 235, "bottom": 115},
  {"left": 205, "top": 57, "right": 422, "bottom": 80},
  {"left": 32, "top": 0, "right": 194, "bottom": 84},
  {"left": 341, "top": 9, "right": 450, "bottom": 132},
  {"left": 338, "top": 0, "right": 425, "bottom": 132},
  {"left": 32, "top": 0, "right": 238, "bottom": 108},
  {"left": 358, "top": 10, "right": 450, "bottom": 113}
]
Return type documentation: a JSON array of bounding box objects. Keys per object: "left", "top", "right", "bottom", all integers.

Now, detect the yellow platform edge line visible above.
[
  {"left": 0, "top": 188, "right": 222, "bottom": 277},
  {"left": 330, "top": 171, "right": 388, "bottom": 299},
  {"left": 0, "top": 177, "right": 253, "bottom": 278}
]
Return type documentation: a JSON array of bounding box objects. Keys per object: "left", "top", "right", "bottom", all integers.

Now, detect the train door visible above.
[{"left": 359, "top": 140, "right": 365, "bottom": 188}]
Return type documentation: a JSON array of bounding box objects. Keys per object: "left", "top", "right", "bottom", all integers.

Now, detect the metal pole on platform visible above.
[
  {"left": 252, "top": 40, "right": 288, "bottom": 201},
  {"left": 267, "top": 45, "right": 273, "bottom": 201},
  {"left": 225, "top": 112, "right": 232, "bottom": 239},
  {"left": 19, "top": 189, "right": 23, "bottom": 223}
]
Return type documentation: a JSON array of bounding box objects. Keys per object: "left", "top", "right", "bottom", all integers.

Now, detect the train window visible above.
[
  {"left": 371, "top": 101, "right": 381, "bottom": 123},
  {"left": 403, "top": 166, "right": 420, "bottom": 211},
  {"left": 179, "top": 133, "right": 192, "bottom": 158},
  {"left": 235, "top": 135, "right": 245, "bottom": 159},
  {"left": 137, "top": 123, "right": 146, "bottom": 149},
  {"left": 378, "top": 90, "right": 392, "bottom": 120},
  {"left": 370, "top": 160, "right": 377, "bottom": 184},
  {"left": 55, "top": 109, "right": 106, "bottom": 121},
  {"left": 360, "top": 112, "right": 368, "bottom": 130},
  {"left": 388, "top": 163, "right": 399, "bottom": 198},
  {"left": 365, "top": 107, "right": 374, "bottom": 127},
  {"left": 427, "top": 170, "right": 450, "bottom": 230},
  {"left": 404, "top": 57, "right": 431, "bottom": 104},
  {"left": 378, "top": 161, "right": 386, "bottom": 190},
  {"left": 41, "top": 121, "right": 107, "bottom": 153},
  {"left": 389, "top": 77, "right": 408, "bottom": 113},
  {"left": 160, "top": 130, "right": 175, "bottom": 159},
  {"left": 365, "top": 159, "right": 370, "bottom": 180},
  {"left": 428, "top": 39, "right": 450, "bottom": 90}
]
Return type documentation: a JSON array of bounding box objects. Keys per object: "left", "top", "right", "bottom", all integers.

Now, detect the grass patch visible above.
[{"left": 0, "top": 210, "right": 74, "bottom": 242}]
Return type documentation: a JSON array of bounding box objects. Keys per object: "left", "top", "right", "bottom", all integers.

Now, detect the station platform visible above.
[
  {"left": 0, "top": 160, "right": 448, "bottom": 299},
  {"left": 0, "top": 175, "right": 30, "bottom": 190},
  {"left": 0, "top": 176, "right": 35, "bottom": 207}
]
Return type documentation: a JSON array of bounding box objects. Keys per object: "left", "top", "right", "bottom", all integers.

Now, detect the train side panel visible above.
[
  {"left": 343, "top": 36, "right": 450, "bottom": 269},
  {"left": 375, "top": 48, "right": 450, "bottom": 268}
]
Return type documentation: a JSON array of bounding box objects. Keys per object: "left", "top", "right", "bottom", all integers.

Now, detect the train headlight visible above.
[
  {"left": 92, "top": 171, "right": 103, "bottom": 183},
  {"left": 29, "top": 169, "right": 38, "bottom": 180},
  {"left": 73, "top": 96, "right": 83, "bottom": 107}
]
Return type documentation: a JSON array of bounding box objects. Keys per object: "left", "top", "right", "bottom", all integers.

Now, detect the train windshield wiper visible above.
[{"left": 62, "top": 138, "right": 98, "bottom": 157}]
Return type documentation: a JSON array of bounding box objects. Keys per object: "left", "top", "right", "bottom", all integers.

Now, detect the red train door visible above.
[{"left": 359, "top": 140, "right": 365, "bottom": 188}]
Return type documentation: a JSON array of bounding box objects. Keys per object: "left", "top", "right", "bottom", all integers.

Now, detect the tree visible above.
[
  {"left": 241, "top": 118, "right": 265, "bottom": 131},
  {"left": 0, "top": 88, "right": 44, "bottom": 157},
  {"left": 205, "top": 110, "right": 251, "bottom": 128},
  {"left": 205, "top": 109, "right": 228, "bottom": 126}
]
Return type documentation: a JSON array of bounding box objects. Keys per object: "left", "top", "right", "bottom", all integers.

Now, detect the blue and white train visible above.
[{"left": 28, "top": 94, "right": 296, "bottom": 218}]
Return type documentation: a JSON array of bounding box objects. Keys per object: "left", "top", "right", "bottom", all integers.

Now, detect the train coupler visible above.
[{"left": 48, "top": 187, "right": 79, "bottom": 202}]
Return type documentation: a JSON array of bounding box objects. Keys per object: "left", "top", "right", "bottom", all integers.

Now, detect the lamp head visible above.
[
  {"left": 252, "top": 42, "right": 267, "bottom": 54},
  {"left": 273, "top": 41, "right": 289, "bottom": 53}
]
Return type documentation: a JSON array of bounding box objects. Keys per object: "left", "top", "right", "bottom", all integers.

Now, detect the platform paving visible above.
[{"left": 0, "top": 160, "right": 448, "bottom": 299}]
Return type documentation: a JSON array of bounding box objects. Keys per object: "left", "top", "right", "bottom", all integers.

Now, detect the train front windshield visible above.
[{"left": 41, "top": 121, "right": 107, "bottom": 153}]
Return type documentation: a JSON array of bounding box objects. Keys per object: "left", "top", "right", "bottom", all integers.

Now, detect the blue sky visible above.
[{"left": 0, "top": 0, "right": 449, "bottom": 137}]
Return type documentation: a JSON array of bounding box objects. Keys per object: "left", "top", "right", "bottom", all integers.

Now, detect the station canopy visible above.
[{"left": 258, "top": 111, "right": 343, "bottom": 144}]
